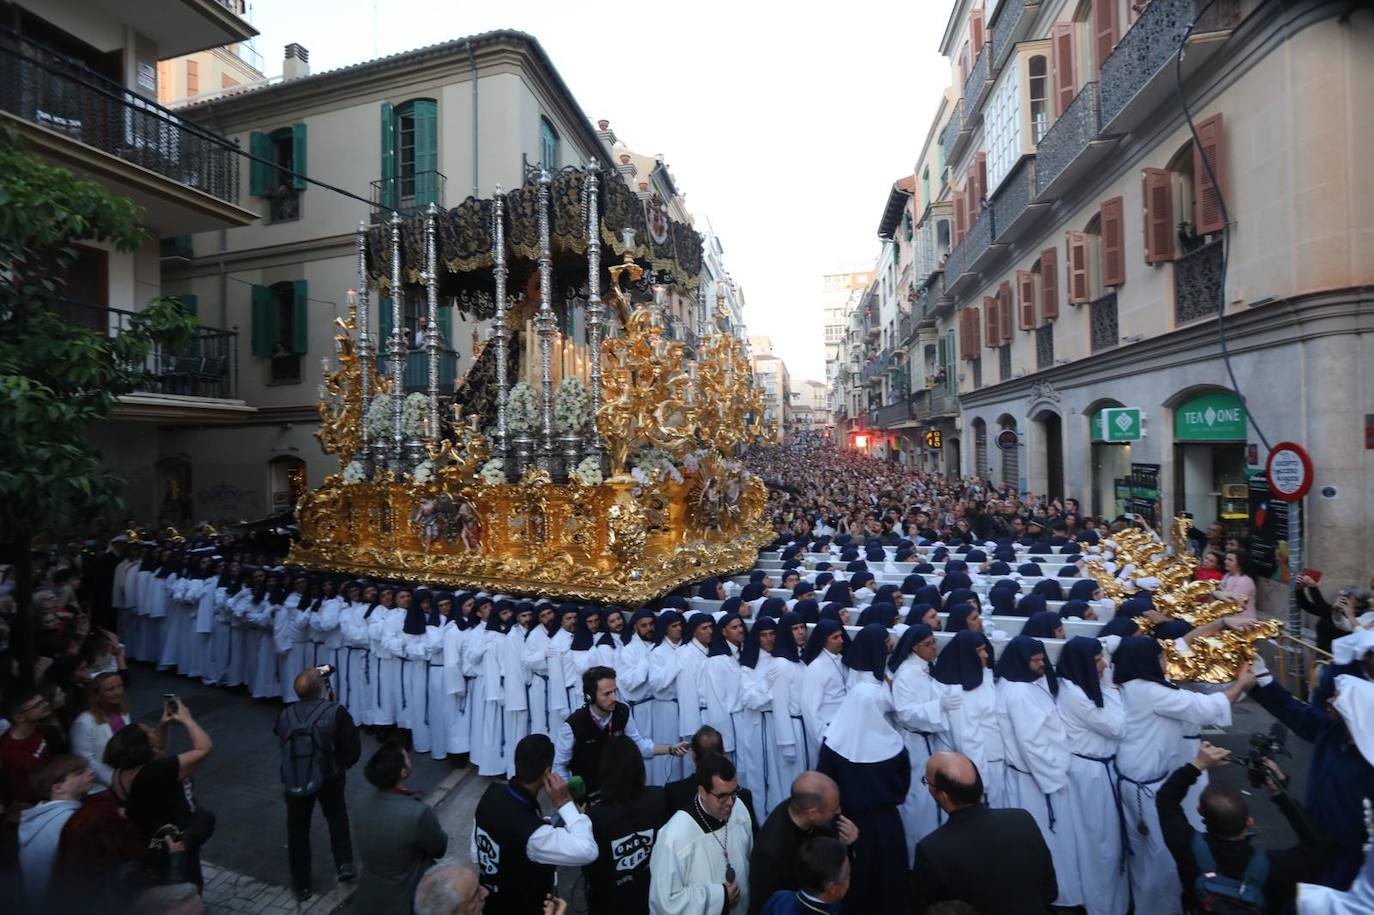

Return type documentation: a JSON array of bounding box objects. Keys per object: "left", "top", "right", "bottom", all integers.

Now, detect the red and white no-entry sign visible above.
[{"left": 1265, "top": 441, "right": 1312, "bottom": 502}]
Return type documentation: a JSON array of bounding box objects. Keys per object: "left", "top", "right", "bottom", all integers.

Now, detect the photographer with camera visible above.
[
  {"left": 276, "top": 665, "right": 362, "bottom": 903},
  {"left": 1157, "top": 741, "right": 1323, "bottom": 913}
]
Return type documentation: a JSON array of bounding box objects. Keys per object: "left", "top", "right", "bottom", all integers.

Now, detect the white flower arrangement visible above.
[
  {"left": 342, "top": 460, "right": 367, "bottom": 484},
  {"left": 480, "top": 458, "right": 506, "bottom": 485},
  {"left": 412, "top": 460, "right": 435, "bottom": 484},
  {"left": 570, "top": 456, "right": 603, "bottom": 486},
  {"left": 554, "top": 377, "right": 590, "bottom": 434},
  {"left": 631, "top": 448, "right": 683, "bottom": 485},
  {"left": 403, "top": 392, "right": 430, "bottom": 438},
  {"left": 507, "top": 382, "right": 537, "bottom": 433},
  {"left": 364, "top": 394, "right": 393, "bottom": 442}
]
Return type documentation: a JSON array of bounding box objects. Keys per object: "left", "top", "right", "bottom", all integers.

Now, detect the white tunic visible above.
[
  {"left": 934, "top": 670, "right": 1005, "bottom": 807},
  {"left": 675, "top": 640, "right": 712, "bottom": 744},
  {"left": 1058, "top": 680, "right": 1128, "bottom": 915},
  {"left": 617, "top": 634, "right": 656, "bottom": 737},
  {"left": 764, "top": 657, "right": 806, "bottom": 816},
  {"left": 799, "top": 651, "right": 848, "bottom": 760},
  {"left": 441, "top": 621, "right": 469, "bottom": 754},
  {"left": 647, "top": 806, "right": 753, "bottom": 915},
  {"left": 649, "top": 639, "right": 685, "bottom": 784},
  {"left": 891, "top": 659, "right": 947, "bottom": 863},
  {"left": 1117, "top": 680, "right": 1232, "bottom": 915},
  {"left": 338, "top": 601, "right": 374, "bottom": 723},
  {"left": 733, "top": 653, "right": 772, "bottom": 806}
]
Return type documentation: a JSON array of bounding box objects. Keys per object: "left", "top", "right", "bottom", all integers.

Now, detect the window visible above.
[
  {"left": 1100, "top": 196, "right": 1126, "bottom": 287},
  {"left": 1029, "top": 56, "right": 1049, "bottom": 143},
  {"left": 249, "top": 124, "right": 306, "bottom": 222},
  {"left": 186, "top": 59, "right": 199, "bottom": 94},
  {"left": 381, "top": 99, "right": 438, "bottom": 211},
  {"left": 540, "top": 117, "right": 560, "bottom": 171},
  {"left": 984, "top": 63, "right": 1022, "bottom": 192},
  {"left": 251, "top": 280, "right": 308, "bottom": 383},
  {"left": 921, "top": 167, "right": 931, "bottom": 213}
]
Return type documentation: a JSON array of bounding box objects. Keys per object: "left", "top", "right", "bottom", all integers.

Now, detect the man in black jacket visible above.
[
  {"left": 665, "top": 725, "right": 758, "bottom": 830},
  {"left": 747, "top": 771, "right": 858, "bottom": 915},
  {"left": 1157, "top": 741, "right": 1323, "bottom": 913},
  {"left": 909, "top": 751, "right": 1057, "bottom": 914},
  {"left": 276, "top": 667, "right": 362, "bottom": 903}
]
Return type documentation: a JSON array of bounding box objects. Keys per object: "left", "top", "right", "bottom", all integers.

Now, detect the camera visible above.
[
  {"left": 1234, "top": 722, "right": 1289, "bottom": 789},
  {"left": 163, "top": 694, "right": 179, "bottom": 716},
  {"left": 316, "top": 664, "right": 335, "bottom": 679}
]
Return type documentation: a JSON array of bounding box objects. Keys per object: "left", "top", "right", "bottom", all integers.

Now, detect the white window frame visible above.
[{"left": 984, "top": 62, "right": 1022, "bottom": 194}]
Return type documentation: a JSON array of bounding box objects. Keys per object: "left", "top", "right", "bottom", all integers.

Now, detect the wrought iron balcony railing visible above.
[
  {"left": 377, "top": 348, "right": 460, "bottom": 393},
  {"left": 992, "top": 1, "right": 1040, "bottom": 74},
  {"left": 54, "top": 299, "right": 239, "bottom": 399},
  {"left": 0, "top": 39, "right": 241, "bottom": 205},
  {"left": 1174, "top": 238, "right": 1224, "bottom": 325},
  {"left": 1090, "top": 291, "right": 1119, "bottom": 352},
  {"left": 1035, "top": 323, "right": 1055, "bottom": 371},
  {"left": 1035, "top": 82, "right": 1101, "bottom": 197},
  {"left": 990, "top": 155, "right": 1037, "bottom": 243},
  {"left": 963, "top": 43, "right": 992, "bottom": 116},
  {"left": 370, "top": 170, "right": 447, "bottom": 221},
  {"left": 947, "top": 206, "right": 995, "bottom": 291},
  {"left": 940, "top": 99, "right": 964, "bottom": 161}
]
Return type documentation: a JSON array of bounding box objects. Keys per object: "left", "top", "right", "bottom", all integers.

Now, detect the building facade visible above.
[
  {"left": 822, "top": 267, "right": 872, "bottom": 417},
  {"left": 750, "top": 336, "right": 792, "bottom": 443},
  {"left": 1, "top": 0, "right": 261, "bottom": 528},
  {"left": 888, "top": 0, "right": 1373, "bottom": 587}
]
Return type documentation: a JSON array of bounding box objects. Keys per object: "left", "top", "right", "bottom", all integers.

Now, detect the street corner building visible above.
[{"left": 830, "top": 0, "right": 1374, "bottom": 591}]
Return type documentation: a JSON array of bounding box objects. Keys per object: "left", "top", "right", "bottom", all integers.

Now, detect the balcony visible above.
[
  {"left": 1035, "top": 323, "right": 1055, "bottom": 371},
  {"left": 0, "top": 39, "right": 254, "bottom": 234},
  {"left": 963, "top": 44, "right": 993, "bottom": 122},
  {"left": 942, "top": 241, "right": 967, "bottom": 298},
  {"left": 377, "top": 348, "right": 461, "bottom": 393},
  {"left": 54, "top": 299, "right": 247, "bottom": 420},
  {"left": 1090, "top": 291, "right": 1119, "bottom": 352},
  {"left": 115, "top": 1, "right": 257, "bottom": 60},
  {"left": 990, "top": 155, "right": 1045, "bottom": 245},
  {"left": 939, "top": 99, "right": 964, "bottom": 164},
  {"left": 913, "top": 388, "right": 958, "bottom": 422},
  {"left": 1174, "top": 239, "right": 1224, "bottom": 325},
  {"left": 991, "top": 1, "right": 1041, "bottom": 74},
  {"left": 946, "top": 207, "right": 997, "bottom": 297},
  {"left": 370, "top": 170, "right": 447, "bottom": 222},
  {"left": 1034, "top": 82, "right": 1118, "bottom": 199},
  {"left": 876, "top": 399, "right": 912, "bottom": 429},
  {"left": 1099, "top": 0, "right": 1242, "bottom": 134}
]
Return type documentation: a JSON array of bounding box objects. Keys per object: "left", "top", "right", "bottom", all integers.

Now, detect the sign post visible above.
[{"left": 1265, "top": 442, "right": 1313, "bottom": 685}]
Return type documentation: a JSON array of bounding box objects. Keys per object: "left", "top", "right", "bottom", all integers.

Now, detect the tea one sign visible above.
[{"left": 1173, "top": 392, "right": 1248, "bottom": 442}]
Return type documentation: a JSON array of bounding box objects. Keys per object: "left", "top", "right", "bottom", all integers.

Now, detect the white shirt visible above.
[
  {"left": 552, "top": 704, "right": 655, "bottom": 778},
  {"left": 469, "top": 795, "right": 598, "bottom": 867}
]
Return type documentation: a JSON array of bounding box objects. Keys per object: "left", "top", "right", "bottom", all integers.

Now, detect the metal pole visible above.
[
  {"left": 535, "top": 167, "right": 555, "bottom": 472},
  {"left": 389, "top": 210, "right": 405, "bottom": 472},
  {"left": 584, "top": 161, "right": 604, "bottom": 468},
  {"left": 356, "top": 221, "right": 373, "bottom": 385},
  {"left": 492, "top": 184, "right": 509, "bottom": 461},
  {"left": 1286, "top": 499, "right": 1303, "bottom": 683},
  {"left": 424, "top": 203, "right": 440, "bottom": 443}
]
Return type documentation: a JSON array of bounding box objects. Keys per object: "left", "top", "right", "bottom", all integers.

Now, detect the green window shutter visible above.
[
  {"left": 379, "top": 296, "right": 394, "bottom": 343},
  {"left": 251, "top": 284, "right": 275, "bottom": 357},
  {"left": 380, "top": 102, "right": 397, "bottom": 210},
  {"left": 291, "top": 122, "right": 307, "bottom": 191},
  {"left": 178, "top": 293, "right": 197, "bottom": 317},
  {"left": 291, "top": 280, "right": 309, "bottom": 354},
  {"left": 249, "top": 131, "right": 271, "bottom": 197},
  {"left": 436, "top": 303, "right": 451, "bottom": 348},
  {"left": 412, "top": 100, "right": 438, "bottom": 206}
]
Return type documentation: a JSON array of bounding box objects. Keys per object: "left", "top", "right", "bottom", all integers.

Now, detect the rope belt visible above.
[
  {"left": 1006, "top": 761, "right": 1056, "bottom": 832},
  {"left": 1075, "top": 751, "right": 1132, "bottom": 868},
  {"left": 791, "top": 715, "right": 810, "bottom": 768},
  {"left": 1117, "top": 770, "right": 1168, "bottom": 839}
]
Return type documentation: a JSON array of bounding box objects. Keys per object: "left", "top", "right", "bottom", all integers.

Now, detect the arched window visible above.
[{"left": 1028, "top": 55, "right": 1049, "bottom": 143}]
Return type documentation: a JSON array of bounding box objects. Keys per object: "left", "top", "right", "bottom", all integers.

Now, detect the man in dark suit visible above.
[
  {"left": 665, "top": 725, "right": 759, "bottom": 831},
  {"left": 910, "top": 751, "right": 1057, "bottom": 914}
]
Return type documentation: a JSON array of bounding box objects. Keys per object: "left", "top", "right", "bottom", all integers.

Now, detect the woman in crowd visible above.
[
  {"left": 1212, "top": 548, "right": 1259, "bottom": 622},
  {"left": 931, "top": 628, "right": 1004, "bottom": 807},
  {"left": 799, "top": 618, "right": 849, "bottom": 759}
]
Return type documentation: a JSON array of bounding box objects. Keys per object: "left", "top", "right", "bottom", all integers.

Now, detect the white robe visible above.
[
  {"left": 226, "top": 589, "right": 254, "bottom": 688},
  {"left": 764, "top": 658, "right": 806, "bottom": 816},
  {"left": 647, "top": 806, "right": 753, "bottom": 915},
  {"left": 934, "top": 670, "right": 1005, "bottom": 807},
  {"left": 522, "top": 626, "right": 556, "bottom": 736},
  {"left": 1058, "top": 680, "right": 1128, "bottom": 915},
  {"left": 276, "top": 595, "right": 310, "bottom": 703},
  {"left": 499, "top": 628, "right": 532, "bottom": 776},
  {"left": 471, "top": 627, "right": 507, "bottom": 776},
  {"left": 733, "top": 654, "right": 772, "bottom": 807},
  {"left": 369, "top": 607, "right": 405, "bottom": 725},
  {"left": 398, "top": 630, "right": 432, "bottom": 752},
  {"left": 649, "top": 639, "right": 685, "bottom": 784},
  {"left": 421, "top": 623, "right": 450, "bottom": 760},
  {"left": 675, "top": 640, "right": 712, "bottom": 746},
  {"left": 891, "top": 659, "right": 948, "bottom": 864},
  {"left": 617, "top": 634, "right": 656, "bottom": 738},
  {"left": 248, "top": 597, "right": 279, "bottom": 699},
  {"left": 997, "top": 677, "right": 1079, "bottom": 907},
  {"left": 702, "top": 649, "right": 743, "bottom": 756},
  {"left": 441, "top": 621, "right": 469, "bottom": 754},
  {"left": 337, "top": 602, "right": 372, "bottom": 722},
  {"left": 157, "top": 574, "right": 184, "bottom": 670},
  {"left": 189, "top": 577, "right": 216, "bottom": 679},
  {"left": 799, "top": 651, "right": 848, "bottom": 760},
  {"left": 1117, "top": 680, "right": 1232, "bottom": 915},
  {"left": 204, "top": 585, "right": 232, "bottom": 686}
]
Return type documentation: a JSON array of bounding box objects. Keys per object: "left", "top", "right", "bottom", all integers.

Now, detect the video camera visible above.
[{"left": 1234, "top": 722, "right": 1289, "bottom": 789}]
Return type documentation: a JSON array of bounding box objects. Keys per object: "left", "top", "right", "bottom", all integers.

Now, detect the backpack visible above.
[
  {"left": 278, "top": 700, "right": 338, "bottom": 797},
  {"left": 1191, "top": 832, "right": 1268, "bottom": 914}
]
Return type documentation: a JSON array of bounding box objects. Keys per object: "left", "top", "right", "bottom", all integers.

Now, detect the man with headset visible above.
[{"left": 553, "top": 666, "right": 688, "bottom": 796}]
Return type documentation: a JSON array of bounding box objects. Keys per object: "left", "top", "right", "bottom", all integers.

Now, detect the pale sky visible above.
[{"left": 245, "top": 1, "right": 952, "bottom": 380}]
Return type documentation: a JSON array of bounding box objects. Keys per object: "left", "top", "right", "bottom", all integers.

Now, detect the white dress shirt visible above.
[
  {"left": 552, "top": 704, "right": 655, "bottom": 778},
  {"left": 469, "top": 795, "right": 598, "bottom": 867}
]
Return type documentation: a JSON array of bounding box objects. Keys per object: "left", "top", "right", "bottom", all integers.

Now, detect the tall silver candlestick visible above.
[
  {"left": 492, "top": 185, "right": 509, "bottom": 461},
  {"left": 389, "top": 210, "right": 405, "bottom": 473},
  {"left": 424, "top": 203, "right": 440, "bottom": 443},
  {"left": 584, "top": 160, "right": 604, "bottom": 469},
  {"left": 356, "top": 221, "right": 373, "bottom": 387},
  {"left": 535, "top": 167, "right": 555, "bottom": 472}
]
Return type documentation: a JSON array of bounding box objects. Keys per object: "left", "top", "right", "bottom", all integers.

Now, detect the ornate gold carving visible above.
[{"left": 316, "top": 303, "right": 387, "bottom": 470}]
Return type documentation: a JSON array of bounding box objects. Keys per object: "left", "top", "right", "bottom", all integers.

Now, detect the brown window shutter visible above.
[
  {"left": 1101, "top": 196, "right": 1125, "bottom": 287},
  {"left": 997, "top": 282, "right": 1011, "bottom": 342},
  {"left": 1017, "top": 270, "right": 1036, "bottom": 330},
  {"left": 954, "top": 190, "right": 967, "bottom": 244},
  {"left": 971, "top": 9, "right": 985, "bottom": 51},
  {"left": 1093, "top": 0, "right": 1119, "bottom": 75},
  {"left": 983, "top": 296, "right": 998, "bottom": 348},
  {"left": 1193, "top": 113, "right": 1226, "bottom": 235},
  {"left": 1040, "top": 248, "right": 1060, "bottom": 319},
  {"left": 1067, "top": 232, "right": 1090, "bottom": 304},
  {"left": 1141, "top": 168, "right": 1175, "bottom": 264},
  {"left": 1051, "top": 22, "right": 1076, "bottom": 117}
]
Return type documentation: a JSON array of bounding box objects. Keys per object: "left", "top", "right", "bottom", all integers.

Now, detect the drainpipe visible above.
[{"left": 467, "top": 39, "right": 479, "bottom": 198}]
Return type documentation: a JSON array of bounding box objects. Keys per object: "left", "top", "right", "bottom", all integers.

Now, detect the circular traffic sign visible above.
[
  {"left": 995, "top": 429, "right": 1019, "bottom": 451},
  {"left": 1265, "top": 441, "right": 1312, "bottom": 502}
]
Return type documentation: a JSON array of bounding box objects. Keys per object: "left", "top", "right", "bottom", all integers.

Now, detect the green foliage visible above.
[{"left": 0, "top": 128, "right": 196, "bottom": 542}]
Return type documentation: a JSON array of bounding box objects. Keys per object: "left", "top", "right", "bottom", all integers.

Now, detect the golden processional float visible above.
[
  {"left": 288, "top": 163, "right": 772, "bottom": 603},
  {"left": 1076, "top": 517, "right": 1281, "bottom": 683}
]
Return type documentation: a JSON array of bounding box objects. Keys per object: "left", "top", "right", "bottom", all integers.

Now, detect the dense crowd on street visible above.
[{"left": 0, "top": 444, "right": 1371, "bottom": 914}]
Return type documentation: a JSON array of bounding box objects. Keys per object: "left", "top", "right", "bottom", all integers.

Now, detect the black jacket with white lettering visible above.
[{"left": 585, "top": 786, "right": 669, "bottom": 913}]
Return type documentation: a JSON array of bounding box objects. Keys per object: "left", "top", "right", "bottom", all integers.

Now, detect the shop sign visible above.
[
  {"left": 1092, "top": 407, "right": 1144, "bottom": 442},
  {"left": 1174, "top": 392, "right": 1247, "bottom": 441},
  {"left": 924, "top": 429, "right": 943, "bottom": 449},
  {"left": 995, "top": 429, "right": 1019, "bottom": 451}
]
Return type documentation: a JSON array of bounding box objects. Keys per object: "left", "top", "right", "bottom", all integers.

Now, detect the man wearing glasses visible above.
[{"left": 649, "top": 752, "right": 754, "bottom": 914}]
